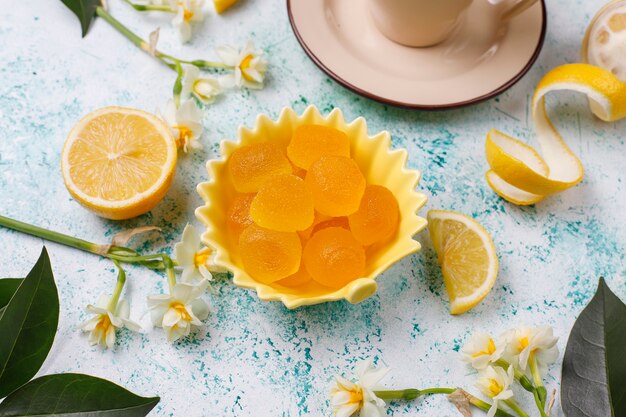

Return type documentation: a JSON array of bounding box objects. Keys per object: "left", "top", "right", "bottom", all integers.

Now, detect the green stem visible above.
[
  {"left": 108, "top": 260, "right": 126, "bottom": 311},
  {"left": 504, "top": 399, "right": 530, "bottom": 417},
  {"left": 173, "top": 62, "right": 183, "bottom": 106},
  {"left": 373, "top": 388, "right": 515, "bottom": 417},
  {"left": 495, "top": 359, "right": 534, "bottom": 393},
  {"left": 532, "top": 388, "right": 549, "bottom": 417},
  {"left": 186, "top": 59, "right": 232, "bottom": 69},
  {"left": 470, "top": 397, "right": 516, "bottom": 417},
  {"left": 374, "top": 388, "right": 455, "bottom": 400},
  {"left": 0, "top": 214, "right": 99, "bottom": 253},
  {"left": 162, "top": 255, "right": 176, "bottom": 291},
  {"left": 529, "top": 354, "right": 548, "bottom": 410},
  {"left": 96, "top": 6, "right": 176, "bottom": 70},
  {"left": 123, "top": 0, "right": 175, "bottom": 12},
  {"left": 96, "top": 7, "right": 229, "bottom": 74}
]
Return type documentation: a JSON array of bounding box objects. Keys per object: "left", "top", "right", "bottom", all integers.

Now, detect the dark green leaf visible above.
[
  {"left": 60, "top": 0, "right": 102, "bottom": 37},
  {"left": 561, "top": 277, "right": 626, "bottom": 417},
  {"left": 0, "top": 279, "right": 22, "bottom": 318},
  {"left": 0, "top": 248, "right": 59, "bottom": 398},
  {"left": 0, "top": 373, "right": 159, "bottom": 416}
]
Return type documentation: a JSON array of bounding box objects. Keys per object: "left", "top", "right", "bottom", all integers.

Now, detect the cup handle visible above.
[{"left": 500, "top": 0, "right": 539, "bottom": 21}]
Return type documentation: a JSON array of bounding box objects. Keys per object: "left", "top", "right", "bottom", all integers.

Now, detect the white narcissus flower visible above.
[
  {"left": 216, "top": 40, "right": 268, "bottom": 90},
  {"left": 330, "top": 359, "right": 389, "bottom": 417},
  {"left": 181, "top": 65, "right": 221, "bottom": 104},
  {"left": 79, "top": 294, "right": 142, "bottom": 349},
  {"left": 174, "top": 223, "right": 215, "bottom": 283},
  {"left": 503, "top": 326, "right": 559, "bottom": 371},
  {"left": 475, "top": 365, "right": 515, "bottom": 417},
  {"left": 171, "top": 0, "right": 205, "bottom": 43},
  {"left": 461, "top": 331, "right": 505, "bottom": 370},
  {"left": 160, "top": 99, "right": 203, "bottom": 153},
  {"left": 147, "top": 279, "right": 210, "bottom": 342}
]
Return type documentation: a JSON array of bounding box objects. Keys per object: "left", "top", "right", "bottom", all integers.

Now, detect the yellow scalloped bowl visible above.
[{"left": 195, "top": 106, "right": 427, "bottom": 308}]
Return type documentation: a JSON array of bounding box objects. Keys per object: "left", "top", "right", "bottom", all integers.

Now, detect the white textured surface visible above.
[{"left": 0, "top": 0, "right": 624, "bottom": 416}]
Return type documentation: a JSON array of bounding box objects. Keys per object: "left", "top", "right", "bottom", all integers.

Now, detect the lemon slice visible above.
[
  {"left": 486, "top": 63, "right": 626, "bottom": 204},
  {"left": 582, "top": 0, "right": 626, "bottom": 82},
  {"left": 214, "top": 0, "right": 238, "bottom": 13},
  {"left": 427, "top": 210, "right": 498, "bottom": 315},
  {"left": 61, "top": 107, "right": 177, "bottom": 220}
]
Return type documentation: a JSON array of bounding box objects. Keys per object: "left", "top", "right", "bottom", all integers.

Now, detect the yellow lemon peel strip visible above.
[{"left": 486, "top": 63, "right": 626, "bottom": 204}]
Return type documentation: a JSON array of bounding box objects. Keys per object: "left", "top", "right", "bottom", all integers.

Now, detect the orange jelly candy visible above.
[
  {"left": 250, "top": 174, "right": 314, "bottom": 232},
  {"left": 312, "top": 216, "right": 350, "bottom": 235},
  {"left": 226, "top": 194, "right": 255, "bottom": 240},
  {"left": 239, "top": 224, "right": 301, "bottom": 284},
  {"left": 228, "top": 142, "right": 292, "bottom": 193},
  {"left": 305, "top": 156, "right": 366, "bottom": 216},
  {"left": 348, "top": 185, "right": 399, "bottom": 246},
  {"left": 303, "top": 227, "right": 366, "bottom": 288},
  {"left": 287, "top": 124, "right": 351, "bottom": 170},
  {"left": 276, "top": 263, "right": 313, "bottom": 287},
  {"left": 298, "top": 212, "right": 331, "bottom": 241}
]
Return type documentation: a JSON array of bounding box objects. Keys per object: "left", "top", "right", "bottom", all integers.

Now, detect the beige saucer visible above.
[{"left": 287, "top": 0, "right": 546, "bottom": 110}]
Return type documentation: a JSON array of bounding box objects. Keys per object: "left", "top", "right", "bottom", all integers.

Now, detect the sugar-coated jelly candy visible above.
[
  {"left": 348, "top": 185, "right": 399, "bottom": 246},
  {"left": 303, "top": 227, "right": 366, "bottom": 288},
  {"left": 226, "top": 194, "right": 255, "bottom": 240},
  {"left": 305, "top": 156, "right": 366, "bottom": 216},
  {"left": 287, "top": 124, "right": 351, "bottom": 170},
  {"left": 276, "top": 263, "right": 313, "bottom": 287},
  {"left": 239, "top": 224, "right": 301, "bottom": 284},
  {"left": 250, "top": 174, "right": 315, "bottom": 232},
  {"left": 228, "top": 142, "right": 292, "bottom": 193}
]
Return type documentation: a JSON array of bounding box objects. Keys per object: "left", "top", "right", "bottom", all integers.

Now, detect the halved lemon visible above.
[
  {"left": 427, "top": 210, "right": 498, "bottom": 315},
  {"left": 61, "top": 107, "right": 177, "bottom": 220}
]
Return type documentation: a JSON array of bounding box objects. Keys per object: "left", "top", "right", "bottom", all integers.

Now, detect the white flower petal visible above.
[
  {"left": 162, "top": 307, "right": 182, "bottom": 327},
  {"left": 105, "top": 326, "right": 116, "bottom": 349},
  {"left": 115, "top": 299, "right": 130, "bottom": 320},
  {"left": 181, "top": 266, "right": 201, "bottom": 283},
  {"left": 95, "top": 294, "right": 110, "bottom": 309},
  {"left": 335, "top": 404, "right": 359, "bottom": 417},
  {"left": 190, "top": 298, "right": 209, "bottom": 321},
  {"left": 216, "top": 45, "right": 239, "bottom": 66}
]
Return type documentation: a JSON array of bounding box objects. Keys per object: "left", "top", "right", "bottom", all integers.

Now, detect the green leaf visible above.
[
  {"left": 60, "top": 0, "right": 102, "bottom": 37},
  {"left": 0, "top": 373, "right": 159, "bottom": 416},
  {"left": 561, "top": 277, "right": 626, "bottom": 417},
  {"left": 0, "top": 279, "right": 22, "bottom": 318},
  {"left": 0, "top": 248, "right": 59, "bottom": 398}
]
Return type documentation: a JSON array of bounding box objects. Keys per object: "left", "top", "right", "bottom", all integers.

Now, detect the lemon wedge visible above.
[
  {"left": 61, "top": 107, "right": 177, "bottom": 220},
  {"left": 427, "top": 210, "right": 498, "bottom": 315},
  {"left": 486, "top": 63, "right": 626, "bottom": 204},
  {"left": 582, "top": 0, "right": 626, "bottom": 82},
  {"left": 214, "top": 0, "right": 238, "bottom": 13}
]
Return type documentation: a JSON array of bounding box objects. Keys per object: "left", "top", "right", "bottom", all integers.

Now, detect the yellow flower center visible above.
[
  {"left": 488, "top": 379, "right": 504, "bottom": 397},
  {"left": 472, "top": 338, "right": 497, "bottom": 358},
  {"left": 347, "top": 385, "right": 363, "bottom": 405},
  {"left": 171, "top": 302, "right": 192, "bottom": 321},
  {"left": 239, "top": 54, "right": 255, "bottom": 81},
  {"left": 173, "top": 125, "right": 193, "bottom": 149},
  {"left": 519, "top": 336, "right": 529, "bottom": 351},
  {"left": 194, "top": 247, "right": 212, "bottom": 268},
  {"left": 183, "top": 9, "right": 193, "bottom": 22},
  {"left": 96, "top": 314, "right": 112, "bottom": 333}
]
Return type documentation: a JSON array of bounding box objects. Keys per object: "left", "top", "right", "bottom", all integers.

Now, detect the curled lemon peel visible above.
[{"left": 486, "top": 63, "right": 626, "bottom": 205}]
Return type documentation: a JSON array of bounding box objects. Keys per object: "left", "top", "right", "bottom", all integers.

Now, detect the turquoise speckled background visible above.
[{"left": 0, "top": 0, "right": 625, "bottom": 416}]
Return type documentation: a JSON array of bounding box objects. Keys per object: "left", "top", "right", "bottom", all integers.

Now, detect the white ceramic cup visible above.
[{"left": 368, "top": 0, "right": 540, "bottom": 47}]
